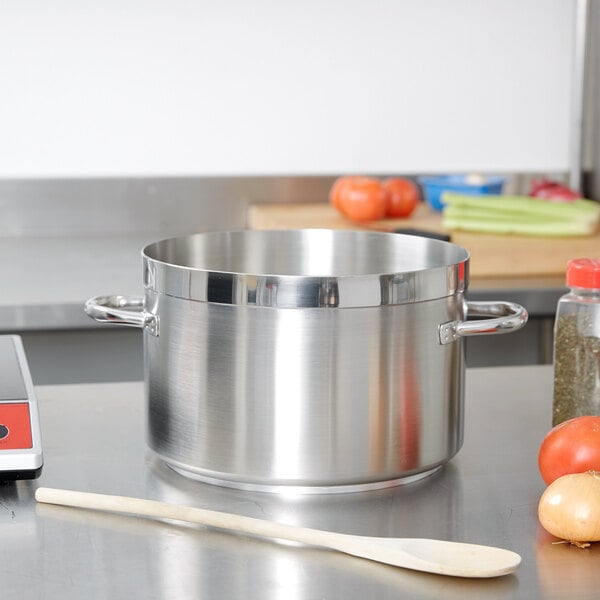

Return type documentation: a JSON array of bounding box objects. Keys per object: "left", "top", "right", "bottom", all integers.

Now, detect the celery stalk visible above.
[
  {"left": 443, "top": 193, "right": 600, "bottom": 217},
  {"left": 442, "top": 217, "right": 598, "bottom": 237},
  {"left": 441, "top": 193, "right": 600, "bottom": 237}
]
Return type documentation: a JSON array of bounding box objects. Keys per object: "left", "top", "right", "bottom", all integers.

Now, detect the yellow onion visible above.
[{"left": 538, "top": 471, "right": 600, "bottom": 547}]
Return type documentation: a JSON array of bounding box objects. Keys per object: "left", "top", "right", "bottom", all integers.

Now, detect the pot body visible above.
[
  {"left": 144, "top": 289, "right": 465, "bottom": 490},
  {"left": 86, "top": 229, "right": 527, "bottom": 492}
]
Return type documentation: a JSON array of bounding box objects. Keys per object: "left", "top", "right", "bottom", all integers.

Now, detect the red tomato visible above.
[
  {"left": 538, "top": 416, "right": 600, "bottom": 485},
  {"left": 329, "top": 176, "right": 387, "bottom": 223},
  {"left": 382, "top": 177, "right": 420, "bottom": 218}
]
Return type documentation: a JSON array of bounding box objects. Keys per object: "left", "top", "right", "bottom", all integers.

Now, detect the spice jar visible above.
[{"left": 552, "top": 258, "right": 600, "bottom": 426}]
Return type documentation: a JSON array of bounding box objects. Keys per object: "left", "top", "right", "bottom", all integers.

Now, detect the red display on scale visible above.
[{"left": 0, "top": 403, "right": 32, "bottom": 449}]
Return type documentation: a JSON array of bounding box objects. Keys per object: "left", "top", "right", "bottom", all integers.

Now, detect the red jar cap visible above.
[{"left": 567, "top": 258, "right": 600, "bottom": 288}]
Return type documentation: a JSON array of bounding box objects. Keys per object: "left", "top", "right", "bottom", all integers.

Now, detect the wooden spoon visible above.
[{"left": 35, "top": 487, "right": 520, "bottom": 578}]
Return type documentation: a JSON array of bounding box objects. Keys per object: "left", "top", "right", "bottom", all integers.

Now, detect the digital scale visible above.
[{"left": 0, "top": 335, "right": 43, "bottom": 480}]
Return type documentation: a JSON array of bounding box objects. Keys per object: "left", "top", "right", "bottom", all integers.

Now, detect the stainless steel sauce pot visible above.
[{"left": 85, "top": 229, "right": 527, "bottom": 493}]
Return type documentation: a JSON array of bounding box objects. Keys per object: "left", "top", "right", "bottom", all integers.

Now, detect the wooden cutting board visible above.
[{"left": 247, "top": 202, "right": 600, "bottom": 280}]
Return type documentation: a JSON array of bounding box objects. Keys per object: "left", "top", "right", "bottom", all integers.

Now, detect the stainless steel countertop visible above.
[{"left": 2, "top": 365, "right": 598, "bottom": 599}]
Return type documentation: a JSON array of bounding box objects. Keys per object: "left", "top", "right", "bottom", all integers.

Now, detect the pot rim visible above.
[{"left": 142, "top": 229, "right": 469, "bottom": 308}]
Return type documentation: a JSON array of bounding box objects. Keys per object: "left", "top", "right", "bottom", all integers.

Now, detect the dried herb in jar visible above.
[
  {"left": 552, "top": 259, "right": 600, "bottom": 427},
  {"left": 553, "top": 314, "right": 600, "bottom": 426}
]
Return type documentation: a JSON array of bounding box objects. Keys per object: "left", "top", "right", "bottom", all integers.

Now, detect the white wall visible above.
[{"left": 0, "top": 0, "right": 575, "bottom": 177}]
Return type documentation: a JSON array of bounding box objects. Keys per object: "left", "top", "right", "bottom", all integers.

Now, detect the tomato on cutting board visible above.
[
  {"left": 538, "top": 416, "right": 600, "bottom": 485},
  {"left": 329, "top": 176, "right": 387, "bottom": 223},
  {"left": 383, "top": 177, "right": 420, "bottom": 218}
]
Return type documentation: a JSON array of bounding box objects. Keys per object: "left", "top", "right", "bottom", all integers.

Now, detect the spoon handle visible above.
[{"left": 35, "top": 487, "right": 520, "bottom": 578}]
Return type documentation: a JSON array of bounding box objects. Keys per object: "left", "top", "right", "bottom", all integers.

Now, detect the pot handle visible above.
[
  {"left": 439, "top": 300, "right": 528, "bottom": 345},
  {"left": 84, "top": 295, "right": 159, "bottom": 336}
]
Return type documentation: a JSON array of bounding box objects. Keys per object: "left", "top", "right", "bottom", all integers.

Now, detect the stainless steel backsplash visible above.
[
  {"left": 0, "top": 176, "right": 337, "bottom": 238},
  {"left": 583, "top": 0, "right": 600, "bottom": 200},
  {"left": 0, "top": 174, "right": 543, "bottom": 239}
]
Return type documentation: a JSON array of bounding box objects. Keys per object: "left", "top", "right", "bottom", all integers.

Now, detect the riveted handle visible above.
[
  {"left": 439, "top": 301, "right": 528, "bottom": 345},
  {"left": 84, "top": 295, "right": 159, "bottom": 336}
]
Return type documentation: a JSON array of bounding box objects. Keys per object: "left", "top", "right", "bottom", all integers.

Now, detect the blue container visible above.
[{"left": 418, "top": 175, "right": 506, "bottom": 212}]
